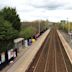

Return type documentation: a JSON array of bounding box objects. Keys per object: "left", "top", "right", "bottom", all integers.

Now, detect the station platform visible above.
[
  {"left": 5, "top": 29, "right": 50, "bottom": 72},
  {"left": 57, "top": 30, "right": 72, "bottom": 64}
]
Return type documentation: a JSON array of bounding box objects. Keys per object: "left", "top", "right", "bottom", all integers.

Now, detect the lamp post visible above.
[
  {"left": 67, "top": 18, "right": 72, "bottom": 42},
  {"left": 69, "top": 22, "right": 72, "bottom": 42},
  {"left": 67, "top": 18, "right": 70, "bottom": 33},
  {"left": 39, "top": 20, "right": 41, "bottom": 35},
  {"left": 67, "top": 18, "right": 68, "bottom": 33}
]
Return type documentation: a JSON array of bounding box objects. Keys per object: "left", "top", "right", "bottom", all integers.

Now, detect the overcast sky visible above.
[{"left": 0, "top": 0, "right": 72, "bottom": 22}]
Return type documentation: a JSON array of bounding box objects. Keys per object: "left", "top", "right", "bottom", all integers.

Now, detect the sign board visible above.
[
  {"left": 1, "top": 52, "right": 5, "bottom": 63},
  {"left": 13, "top": 52, "right": 16, "bottom": 58},
  {"left": 8, "top": 49, "right": 14, "bottom": 60},
  {"left": 0, "top": 61, "right": 1, "bottom": 64}
]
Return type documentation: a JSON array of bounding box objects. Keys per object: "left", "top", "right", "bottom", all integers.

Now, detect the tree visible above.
[
  {"left": 0, "top": 18, "right": 18, "bottom": 40},
  {"left": 0, "top": 16, "right": 18, "bottom": 52},
  {"left": 1, "top": 7, "right": 21, "bottom": 31},
  {"left": 20, "top": 26, "right": 37, "bottom": 39}
]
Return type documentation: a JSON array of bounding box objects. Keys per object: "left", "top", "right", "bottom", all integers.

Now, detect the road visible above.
[{"left": 26, "top": 28, "right": 72, "bottom": 72}]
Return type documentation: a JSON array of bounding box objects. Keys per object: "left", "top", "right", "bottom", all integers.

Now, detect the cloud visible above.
[
  {"left": 32, "top": 3, "right": 64, "bottom": 10},
  {"left": 30, "top": 1, "right": 64, "bottom": 10},
  {"left": 0, "top": 0, "right": 72, "bottom": 22}
]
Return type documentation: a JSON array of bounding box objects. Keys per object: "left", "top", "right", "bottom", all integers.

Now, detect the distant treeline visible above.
[{"left": 21, "top": 20, "right": 48, "bottom": 33}]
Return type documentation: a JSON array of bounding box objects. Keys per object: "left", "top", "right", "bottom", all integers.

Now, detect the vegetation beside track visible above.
[{"left": 58, "top": 20, "right": 72, "bottom": 32}]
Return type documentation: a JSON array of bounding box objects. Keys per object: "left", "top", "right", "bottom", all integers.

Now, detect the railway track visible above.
[{"left": 26, "top": 28, "right": 72, "bottom": 72}]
